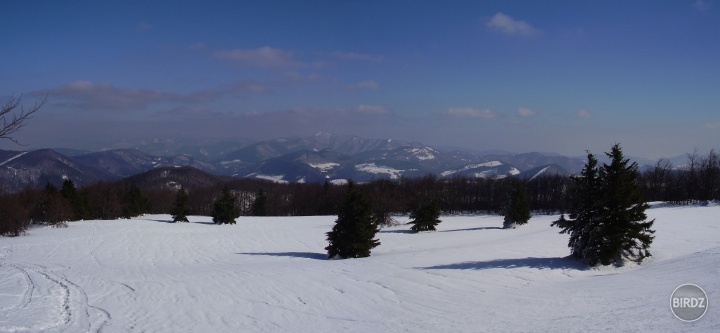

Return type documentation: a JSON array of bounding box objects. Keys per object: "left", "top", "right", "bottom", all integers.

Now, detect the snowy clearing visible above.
[
  {"left": 354, "top": 163, "right": 405, "bottom": 180},
  {"left": 250, "top": 174, "right": 289, "bottom": 184},
  {"left": 1, "top": 205, "right": 718, "bottom": 332},
  {"left": 307, "top": 163, "right": 340, "bottom": 172}
]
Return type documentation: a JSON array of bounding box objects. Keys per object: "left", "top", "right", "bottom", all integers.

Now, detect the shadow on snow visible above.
[
  {"left": 146, "top": 218, "right": 215, "bottom": 225},
  {"left": 238, "top": 252, "right": 328, "bottom": 260},
  {"left": 146, "top": 218, "right": 175, "bottom": 223},
  {"left": 378, "top": 229, "right": 415, "bottom": 234},
  {"left": 421, "top": 256, "right": 587, "bottom": 271},
  {"left": 439, "top": 226, "right": 503, "bottom": 233},
  {"left": 380, "top": 226, "right": 503, "bottom": 234}
]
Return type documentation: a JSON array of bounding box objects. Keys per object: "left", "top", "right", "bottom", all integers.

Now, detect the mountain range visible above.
[{"left": 1, "top": 132, "right": 654, "bottom": 193}]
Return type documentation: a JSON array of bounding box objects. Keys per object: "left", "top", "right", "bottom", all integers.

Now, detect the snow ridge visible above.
[
  {"left": 0, "top": 152, "right": 28, "bottom": 167},
  {"left": 441, "top": 161, "right": 504, "bottom": 177}
]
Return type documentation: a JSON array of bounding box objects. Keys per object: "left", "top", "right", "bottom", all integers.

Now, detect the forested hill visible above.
[{"left": 0, "top": 133, "right": 588, "bottom": 193}]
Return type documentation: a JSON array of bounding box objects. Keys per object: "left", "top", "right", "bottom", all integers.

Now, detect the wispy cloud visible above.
[
  {"left": 136, "top": 22, "right": 153, "bottom": 32},
  {"left": 517, "top": 107, "right": 536, "bottom": 117},
  {"left": 354, "top": 105, "right": 390, "bottom": 115},
  {"left": 693, "top": 0, "right": 711, "bottom": 11},
  {"left": 486, "top": 13, "right": 541, "bottom": 36},
  {"left": 284, "top": 71, "right": 320, "bottom": 81},
  {"left": 705, "top": 121, "right": 720, "bottom": 129},
  {"left": 161, "top": 107, "right": 229, "bottom": 118},
  {"left": 188, "top": 42, "right": 207, "bottom": 50},
  {"left": 346, "top": 80, "right": 380, "bottom": 91},
  {"left": 577, "top": 109, "right": 591, "bottom": 118},
  {"left": 330, "top": 51, "right": 384, "bottom": 62},
  {"left": 36, "top": 81, "right": 179, "bottom": 111},
  {"left": 283, "top": 105, "right": 392, "bottom": 117},
  {"left": 444, "top": 107, "right": 497, "bottom": 119},
  {"left": 33, "top": 80, "right": 270, "bottom": 112},
  {"left": 222, "top": 81, "right": 270, "bottom": 95},
  {"left": 214, "top": 46, "right": 302, "bottom": 68}
]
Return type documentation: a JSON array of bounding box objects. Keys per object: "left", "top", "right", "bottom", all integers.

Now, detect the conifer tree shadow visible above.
[
  {"left": 421, "top": 256, "right": 587, "bottom": 271},
  {"left": 440, "top": 226, "right": 503, "bottom": 233},
  {"left": 239, "top": 252, "right": 328, "bottom": 260},
  {"left": 378, "top": 229, "right": 415, "bottom": 234},
  {"left": 147, "top": 218, "right": 174, "bottom": 223},
  {"left": 146, "top": 218, "right": 214, "bottom": 224},
  {"left": 194, "top": 221, "right": 217, "bottom": 225}
]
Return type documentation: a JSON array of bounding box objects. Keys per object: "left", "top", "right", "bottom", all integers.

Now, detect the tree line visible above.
[
  {"left": 2, "top": 148, "right": 718, "bottom": 237},
  {"left": 327, "top": 143, "right": 653, "bottom": 267}
]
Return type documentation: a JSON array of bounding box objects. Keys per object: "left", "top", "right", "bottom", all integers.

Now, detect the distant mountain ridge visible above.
[{"left": 1, "top": 132, "right": 596, "bottom": 193}]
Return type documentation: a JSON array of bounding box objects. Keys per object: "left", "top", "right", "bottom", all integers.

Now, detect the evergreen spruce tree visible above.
[
  {"left": 596, "top": 143, "right": 655, "bottom": 265},
  {"left": 171, "top": 187, "right": 190, "bottom": 222},
  {"left": 502, "top": 179, "right": 532, "bottom": 229},
  {"left": 325, "top": 181, "right": 380, "bottom": 259},
  {"left": 552, "top": 151, "right": 603, "bottom": 264},
  {"left": 212, "top": 185, "right": 239, "bottom": 224},
  {"left": 250, "top": 188, "right": 268, "bottom": 216},
  {"left": 34, "top": 182, "right": 70, "bottom": 227},
  {"left": 553, "top": 145, "right": 655, "bottom": 266},
  {"left": 122, "top": 183, "right": 151, "bottom": 219},
  {"left": 408, "top": 200, "right": 441, "bottom": 232},
  {"left": 60, "top": 179, "right": 90, "bottom": 220}
]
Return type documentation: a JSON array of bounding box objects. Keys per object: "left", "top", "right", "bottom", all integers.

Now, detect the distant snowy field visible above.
[{"left": 1, "top": 205, "right": 718, "bottom": 332}]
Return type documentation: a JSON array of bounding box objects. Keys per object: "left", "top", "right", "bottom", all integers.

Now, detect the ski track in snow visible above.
[
  {"left": 0, "top": 206, "right": 719, "bottom": 332},
  {"left": 0, "top": 261, "right": 109, "bottom": 333}
]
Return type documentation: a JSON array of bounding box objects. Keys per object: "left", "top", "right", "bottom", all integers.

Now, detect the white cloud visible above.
[
  {"left": 517, "top": 107, "right": 536, "bottom": 117},
  {"left": 242, "top": 111, "right": 262, "bottom": 117},
  {"left": 354, "top": 105, "right": 390, "bottom": 115},
  {"left": 136, "top": 22, "right": 153, "bottom": 32},
  {"left": 330, "top": 51, "right": 384, "bottom": 62},
  {"left": 284, "top": 71, "right": 320, "bottom": 81},
  {"left": 163, "top": 107, "right": 228, "bottom": 117},
  {"left": 444, "top": 107, "right": 497, "bottom": 119},
  {"left": 38, "top": 81, "right": 179, "bottom": 111},
  {"left": 214, "top": 46, "right": 301, "bottom": 68},
  {"left": 577, "top": 109, "right": 591, "bottom": 118},
  {"left": 705, "top": 121, "right": 720, "bottom": 129},
  {"left": 34, "top": 80, "right": 270, "bottom": 112},
  {"left": 346, "top": 80, "right": 380, "bottom": 91},
  {"left": 693, "top": 0, "right": 711, "bottom": 11},
  {"left": 486, "top": 13, "right": 541, "bottom": 36},
  {"left": 254, "top": 105, "right": 391, "bottom": 119}
]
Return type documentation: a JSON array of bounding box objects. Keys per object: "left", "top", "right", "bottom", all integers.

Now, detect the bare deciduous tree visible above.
[{"left": 1, "top": 95, "right": 46, "bottom": 145}]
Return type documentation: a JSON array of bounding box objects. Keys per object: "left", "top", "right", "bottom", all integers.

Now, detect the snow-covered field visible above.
[{"left": 1, "top": 205, "right": 718, "bottom": 332}]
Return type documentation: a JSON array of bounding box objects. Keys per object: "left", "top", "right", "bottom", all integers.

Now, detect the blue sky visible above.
[{"left": 1, "top": 0, "right": 718, "bottom": 158}]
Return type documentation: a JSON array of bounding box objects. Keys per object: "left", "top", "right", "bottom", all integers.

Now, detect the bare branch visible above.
[{"left": 0, "top": 94, "right": 46, "bottom": 145}]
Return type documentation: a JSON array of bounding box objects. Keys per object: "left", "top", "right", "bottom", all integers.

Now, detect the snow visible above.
[
  {"left": 220, "top": 159, "right": 243, "bottom": 166},
  {"left": 307, "top": 163, "right": 340, "bottom": 172},
  {"left": 408, "top": 148, "right": 437, "bottom": 161},
  {"left": 329, "top": 179, "right": 348, "bottom": 185},
  {"left": 1, "top": 205, "right": 718, "bottom": 332},
  {"left": 441, "top": 161, "right": 504, "bottom": 177},
  {"left": 475, "top": 170, "right": 494, "bottom": 178},
  {"left": 355, "top": 163, "right": 404, "bottom": 180},
  {"left": 0, "top": 152, "right": 28, "bottom": 167},
  {"left": 529, "top": 166, "right": 549, "bottom": 181},
  {"left": 253, "top": 174, "right": 289, "bottom": 184}
]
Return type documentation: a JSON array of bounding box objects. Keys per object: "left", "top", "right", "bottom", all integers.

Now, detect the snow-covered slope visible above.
[
  {"left": 1, "top": 205, "right": 718, "bottom": 332},
  {"left": 0, "top": 149, "right": 112, "bottom": 192}
]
